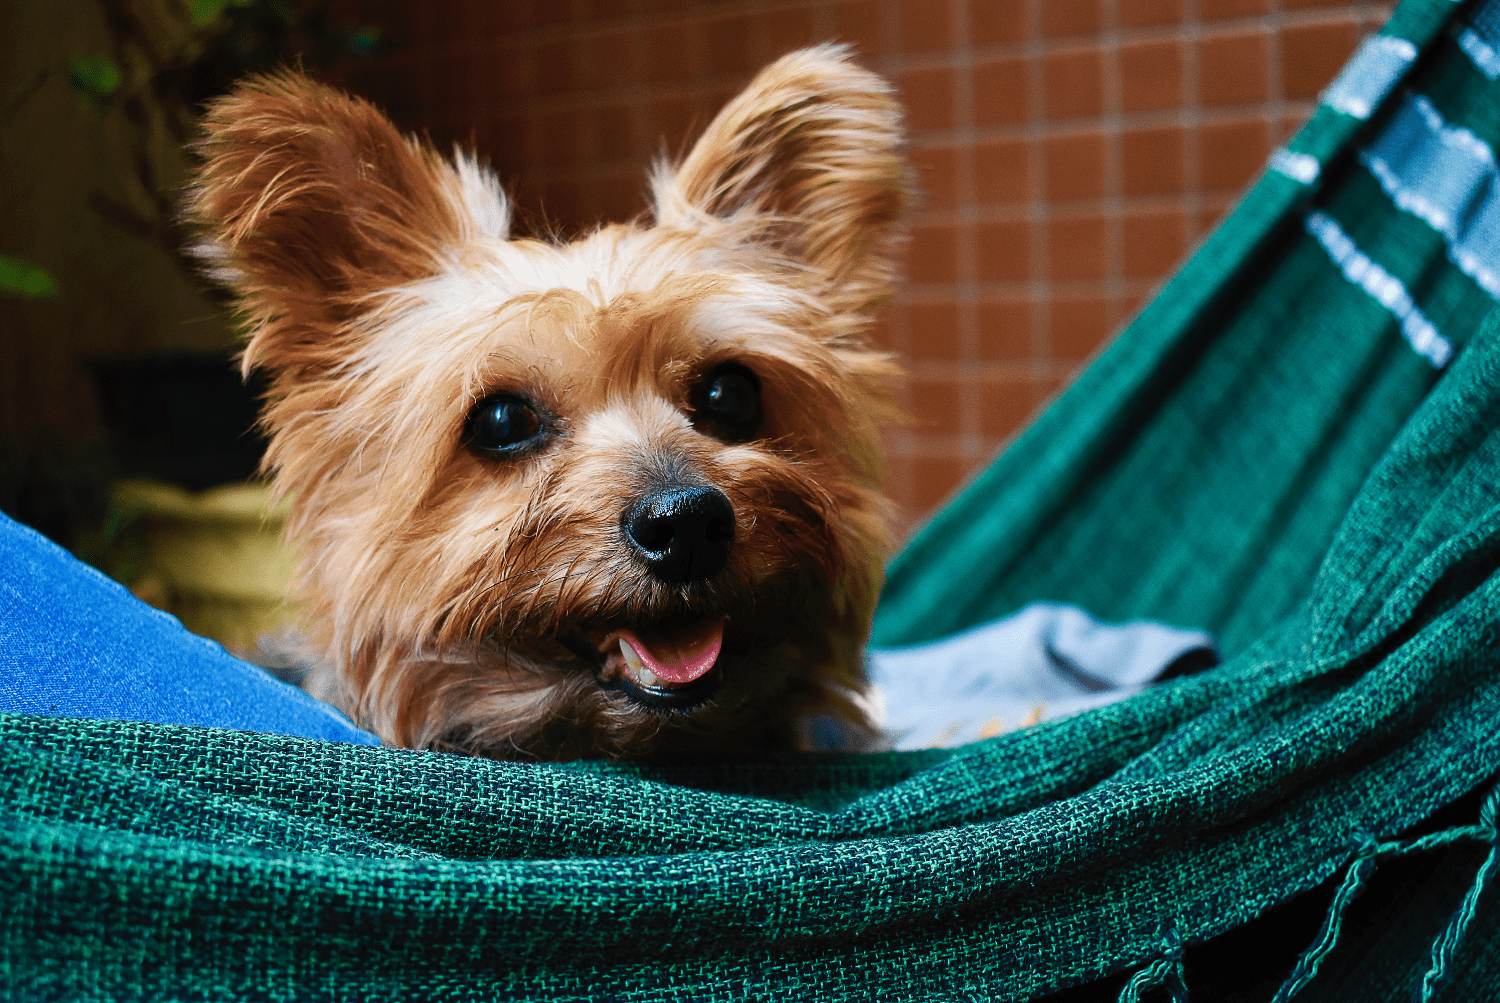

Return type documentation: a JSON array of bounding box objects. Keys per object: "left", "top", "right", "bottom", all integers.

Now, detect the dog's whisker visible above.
[
  {"left": 471, "top": 565, "right": 553, "bottom": 599},
  {"left": 544, "top": 554, "right": 591, "bottom": 635},
  {"left": 516, "top": 565, "right": 589, "bottom": 625},
  {"left": 457, "top": 564, "right": 563, "bottom": 634},
  {"left": 490, "top": 568, "right": 579, "bottom": 618}
]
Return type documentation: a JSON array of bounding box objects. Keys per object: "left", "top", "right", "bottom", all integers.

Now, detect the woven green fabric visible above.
[{"left": 6, "top": 0, "right": 1500, "bottom": 998}]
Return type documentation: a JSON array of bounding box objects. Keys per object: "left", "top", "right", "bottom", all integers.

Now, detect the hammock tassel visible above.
[
  {"left": 1117, "top": 930, "right": 1188, "bottom": 1003},
  {"left": 1417, "top": 783, "right": 1500, "bottom": 1001},
  {"left": 1270, "top": 834, "right": 1382, "bottom": 1002},
  {"left": 1271, "top": 784, "right": 1500, "bottom": 1002}
]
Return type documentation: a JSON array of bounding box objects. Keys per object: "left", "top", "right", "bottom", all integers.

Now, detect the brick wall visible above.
[{"left": 338, "top": 0, "right": 1393, "bottom": 532}]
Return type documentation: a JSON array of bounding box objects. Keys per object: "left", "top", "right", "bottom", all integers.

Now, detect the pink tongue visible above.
[{"left": 620, "top": 618, "right": 725, "bottom": 684}]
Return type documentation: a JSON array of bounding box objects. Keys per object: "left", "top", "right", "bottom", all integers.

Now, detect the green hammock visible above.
[{"left": 6, "top": 0, "right": 1500, "bottom": 997}]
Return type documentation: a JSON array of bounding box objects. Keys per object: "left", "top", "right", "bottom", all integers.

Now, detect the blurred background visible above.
[{"left": 0, "top": 0, "right": 1390, "bottom": 651}]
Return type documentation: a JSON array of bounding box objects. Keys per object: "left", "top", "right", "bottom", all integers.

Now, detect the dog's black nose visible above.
[{"left": 623, "top": 486, "right": 735, "bottom": 583}]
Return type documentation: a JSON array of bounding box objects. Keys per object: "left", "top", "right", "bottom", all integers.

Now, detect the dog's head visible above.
[{"left": 189, "top": 46, "right": 909, "bottom": 759}]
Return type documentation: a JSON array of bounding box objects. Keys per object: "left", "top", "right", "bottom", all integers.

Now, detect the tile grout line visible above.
[
  {"left": 1183, "top": 0, "right": 1204, "bottom": 241},
  {"left": 433, "top": 92, "right": 1319, "bottom": 147},
  {"left": 811, "top": 0, "right": 835, "bottom": 44},
  {"left": 427, "top": 89, "right": 1319, "bottom": 140},
  {"left": 952, "top": 0, "right": 982, "bottom": 469},
  {"left": 1025, "top": 0, "right": 1050, "bottom": 379},
  {"left": 1102, "top": 0, "right": 1125, "bottom": 342},
  {"left": 1269, "top": 0, "right": 1287, "bottom": 147}
]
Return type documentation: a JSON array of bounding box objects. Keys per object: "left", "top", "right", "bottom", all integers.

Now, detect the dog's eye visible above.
[
  {"left": 692, "top": 364, "right": 763, "bottom": 441},
  {"left": 465, "top": 394, "right": 544, "bottom": 456}
]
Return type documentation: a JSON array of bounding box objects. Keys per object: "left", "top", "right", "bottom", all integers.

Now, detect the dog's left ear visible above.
[
  {"left": 187, "top": 71, "right": 510, "bottom": 378},
  {"left": 651, "top": 45, "right": 909, "bottom": 318}
]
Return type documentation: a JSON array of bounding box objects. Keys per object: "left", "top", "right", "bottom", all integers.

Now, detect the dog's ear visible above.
[
  {"left": 651, "top": 45, "right": 909, "bottom": 317},
  {"left": 188, "top": 71, "right": 509, "bottom": 374}
]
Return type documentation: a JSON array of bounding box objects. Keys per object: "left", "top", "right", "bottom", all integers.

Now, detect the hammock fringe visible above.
[
  {"left": 1117, "top": 929, "right": 1188, "bottom": 1003},
  {"left": 1271, "top": 783, "right": 1500, "bottom": 1003}
]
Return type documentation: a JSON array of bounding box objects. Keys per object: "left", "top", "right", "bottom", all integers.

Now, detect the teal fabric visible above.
[{"left": 5, "top": 0, "right": 1500, "bottom": 998}]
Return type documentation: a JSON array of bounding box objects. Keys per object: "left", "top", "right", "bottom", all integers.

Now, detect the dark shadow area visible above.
[{"left": 86, "top": 351, "right": 268, "bottom": 491}]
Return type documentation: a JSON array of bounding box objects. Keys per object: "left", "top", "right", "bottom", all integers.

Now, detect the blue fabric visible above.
[
  {"left": 0, "top": 511, "right": 379, "bottom": 745},
  {"left": 867, "top": 602, "right": 1217, "bottom": 749}
]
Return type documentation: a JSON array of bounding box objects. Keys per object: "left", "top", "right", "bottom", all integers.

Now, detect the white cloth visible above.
[{"left": 864, "top": 603, "right": 1217, "bottom": 750}]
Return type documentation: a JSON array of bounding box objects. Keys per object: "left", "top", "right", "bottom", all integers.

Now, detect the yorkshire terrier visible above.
[{"left": 188, "top": 45, "right": 909, "bottom": 759}]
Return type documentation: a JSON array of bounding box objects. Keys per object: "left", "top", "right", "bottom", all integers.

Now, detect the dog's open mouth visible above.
[{"left": 584, "top": 616, "right": 727, "bottom": 710}]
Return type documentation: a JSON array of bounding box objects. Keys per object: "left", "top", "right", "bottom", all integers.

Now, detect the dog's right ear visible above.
[
  {"left": 188, "top": 72, "right": 509, "bottom": 375},
  {"left": 651, "top": 45, "right": 909, "bottom": 321}
]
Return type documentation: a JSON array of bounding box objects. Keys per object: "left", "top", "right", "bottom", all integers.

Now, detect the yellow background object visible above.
[{"left": 109, "top": 478, "right": 302, "bottom": 655}]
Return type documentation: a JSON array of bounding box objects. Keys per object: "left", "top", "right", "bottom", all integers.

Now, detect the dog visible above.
[{"left": 188, "top": 45, "right": 910, "bottom": 760}]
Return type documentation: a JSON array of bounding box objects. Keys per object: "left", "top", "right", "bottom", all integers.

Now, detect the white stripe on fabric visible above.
[
  {"left": 1270, "top": 148, "right": 1320, "bottom": 184},
  {"left": 1459, "top": 0, "right": 1500, "bottom": 79},
  {"left": 1458, "top": 26, "right": 1500, "bottom": 79},
  {"left": 1304, "top": 211, "right": 1454, "bottom": 368},
  {"left": 1323, "top": 36, "right": 1418, "bottom": 119},
  {"left": 1360, "top": 94, "right": 1500, "bottom": 299}
]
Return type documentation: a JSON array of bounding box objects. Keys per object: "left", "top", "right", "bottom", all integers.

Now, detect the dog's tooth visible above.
[
  {"left": 619, "top": 638, "right": 662, "bottom": 688},
  {"left": 620, "top": 638, "right": 643, "bottom": 673}
]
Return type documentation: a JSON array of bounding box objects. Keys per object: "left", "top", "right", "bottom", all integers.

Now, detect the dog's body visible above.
[{"left": 190, "top": 47, "right": 909, "bottom": 759}]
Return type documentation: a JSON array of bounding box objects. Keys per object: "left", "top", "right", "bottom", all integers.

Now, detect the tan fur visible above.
[{"left": 187, "top": 45, "right": 909, "bottom": 760}]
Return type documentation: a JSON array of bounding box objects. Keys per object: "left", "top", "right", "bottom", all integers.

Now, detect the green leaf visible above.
[
  {"left": 69, "top": 55, "right": 122, "bottom": 100},
  {"left": 188, "top": 0, "right": 231, "bottom": 27},
  {"left": 0, "top": 255, "right": 59, "bottom": 299}
]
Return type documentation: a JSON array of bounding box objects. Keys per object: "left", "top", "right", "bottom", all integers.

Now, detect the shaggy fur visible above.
[{"left": 188, "top": 46, "right": 910, "bottom": 759}]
